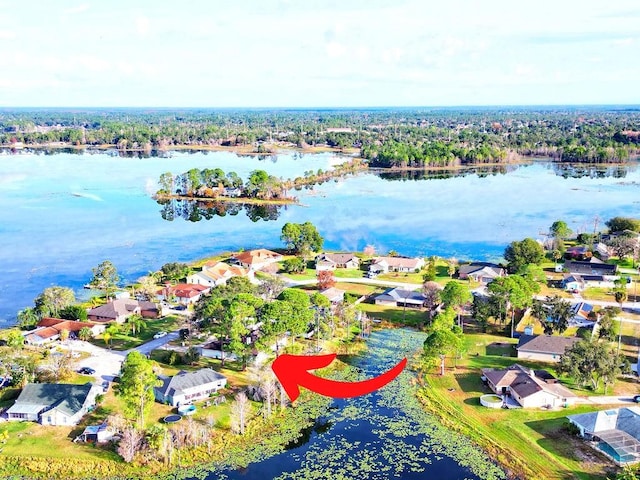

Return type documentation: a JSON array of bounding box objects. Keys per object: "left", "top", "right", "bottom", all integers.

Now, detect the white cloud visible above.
[
  {"left": 135, "top": 16, "right": 150, "bottom": 36},
  {"left": 64, "top": 4, "right": 89, "bottom": 15}
]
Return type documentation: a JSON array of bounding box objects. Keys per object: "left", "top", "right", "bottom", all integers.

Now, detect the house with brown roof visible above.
[
  {"left": 24, "top": 318, "right": 105, "bottom": 345},
  {"left": 187, "top": 261, "right": 251, "bottom": 287},
  {"left": 315, "top": 252, "right": 360, "bottom": 271},
  {"left": 87, "top": 299, "right": 159, "bottom": 324},
  {"left": 482, "top": 364, "right": 576, "bottom": 408},
  {"left": 157, "top": 283, "right": 210, "bottom": 304},
  {"left": 231, "top": 249, "right": 283, "bottom": 271},
  {"left": 369, "top": 256, "right": 425, "bottom": 274},
  {"left": 516, "top": 334, "right": 580, "bottom": 363}
]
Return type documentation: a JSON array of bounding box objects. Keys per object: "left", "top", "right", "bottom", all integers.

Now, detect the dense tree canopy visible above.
[
  {"left": 504, "top": 238, "right": 545, "bottom": 273},
  {"left": 280, "top": 222, "right": 324, "bottom": 255}
]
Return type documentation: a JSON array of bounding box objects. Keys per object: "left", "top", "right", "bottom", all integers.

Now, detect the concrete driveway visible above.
[
  {"left": 129, "top": 330, "right": 180, "bottom": 355},
  {"left": 59, "top": 330, "right": 180, "bottom": 381},
  {"left": 60, "top": 339, "right": 125, "bottom": 382}
]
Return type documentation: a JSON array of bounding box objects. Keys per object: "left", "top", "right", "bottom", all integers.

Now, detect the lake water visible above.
[
  {"left": 1, "top": 149, "right": 639, "bottom": 326},
  {"left": 211, "top": 328, "right": 504, "bottom": 480}
]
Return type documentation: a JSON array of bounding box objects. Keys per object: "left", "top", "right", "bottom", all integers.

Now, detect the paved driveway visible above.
[
  {"left": 129, "top": 331, "right": 180, "bottom": 355},
  {"left": 60, "top": 340, "right": 125, "bottom": 382}
]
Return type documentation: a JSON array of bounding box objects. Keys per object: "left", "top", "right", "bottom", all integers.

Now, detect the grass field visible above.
[
  {"left": 420, "top": 330, "right": 623, "bottom": 479},
  {"left": 90, "top": 316, "right": 183, "bottom": 351}
]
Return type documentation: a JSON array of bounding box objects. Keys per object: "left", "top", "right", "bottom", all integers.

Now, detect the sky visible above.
[{"left": 1, "top": 0, "right": 639, "bottom": 107}]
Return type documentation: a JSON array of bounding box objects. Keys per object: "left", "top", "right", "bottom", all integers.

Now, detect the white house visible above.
[
  {"left": 154, "top": 368, "right": 227, "bottom": 406},
  {"left": 6, "top": 383, "right": 100, "bottom": 426}
]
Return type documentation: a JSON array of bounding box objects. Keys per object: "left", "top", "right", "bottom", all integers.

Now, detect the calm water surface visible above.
[
  {"left": 1, "top": 150, "right": 638, "bottom": 326},
  {"left": 210, "top": 328, "right": 503, "bottom": 480}
]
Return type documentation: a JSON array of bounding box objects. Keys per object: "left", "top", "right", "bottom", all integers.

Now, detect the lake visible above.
[
  {"left": 210, "top": 328, "right": 504, "bottom": 480},
  {"left": 1, "top": 149, "right": 639, "bottom": 326}
]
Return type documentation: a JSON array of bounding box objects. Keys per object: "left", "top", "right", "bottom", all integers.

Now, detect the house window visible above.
[{"left": 47, "top": 416, "right": 52, "bottom": 424}]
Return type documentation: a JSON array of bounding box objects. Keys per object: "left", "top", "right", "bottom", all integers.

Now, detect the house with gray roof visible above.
[
  {"left": 516, "top": 334, "right": 580, "bottom": 363},
  {"left": 374, "top": 288, "right": 426, "bottom": 307},
  {"left": 458, "top": 262, "right": 505, "bottom": 284},
  {"left": 315, "top": 252, "right": 360, "bottom": 271},
  {"left": 6, "top": 383, "right": 100, "bottom": 426},
  {"left": 481, "top": 364, "right": 576, "bottom": 408},
  {"left": 568, "top": 407, "right": 640, "bottom": 465},
  {"left": 564, "top": 258, "right": 618, "bottom": 277},
  {"left": 154, "top": 368, "right": 227, "bottom": 406}
]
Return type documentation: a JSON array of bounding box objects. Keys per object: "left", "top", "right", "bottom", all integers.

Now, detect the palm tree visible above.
[
  {"left": 103, "top": 331, "right": 112, "bottom": 349},
  {"left": 78, "top": 327, "right": 92, "bottom": 341},
  {"left": 128, "top": 314, "right": 145, "bottom": 336}
]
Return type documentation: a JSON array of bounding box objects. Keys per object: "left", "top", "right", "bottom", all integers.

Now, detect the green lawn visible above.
[
  {"left": 358, "top": 302, "right": 426, "bottom": 328},
  {"left": 421, "top": 331, "right": 621, "bottom": 479},
  {"left": 0, "top": 420, "right": 120, "bottom": 461},
  {"left": 91, "top": 316, "right": 182, "bottom": 351}
]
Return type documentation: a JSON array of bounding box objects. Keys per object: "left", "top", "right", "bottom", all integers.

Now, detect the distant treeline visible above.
[{"left": 1, "top": 107, "right": 639, "bottom": 163}]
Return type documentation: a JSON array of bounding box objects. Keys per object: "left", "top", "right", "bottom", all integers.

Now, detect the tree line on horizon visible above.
[{"left": 0, "top": 108, "right": 639, "bottom": 164}]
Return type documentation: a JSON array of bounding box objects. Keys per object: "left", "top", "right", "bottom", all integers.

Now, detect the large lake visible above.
[{"left": 1, "top": 149, "right": 638, "bottom": 326}]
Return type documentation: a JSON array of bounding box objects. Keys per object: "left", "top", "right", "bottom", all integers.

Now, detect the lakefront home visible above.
[
  {"left": 231, "top": 249, "right": 283, "bottom": 271},
  {"left": 369, "top": 256, "right": 425, "bottom": 274},
  {"left": 516, "top": 334, "right": 580, "bottom": 363},
  {"left": 157, "top": 283, "right": 210, "bottom": 304},
  {"left": 6, "top": 383, "right": 100, "bottom": 426},
  {"left": 87, "top": 299, "right": 159, "bottom": 324},
  {"left": 374, "top": 288, "right": 426, "bottom": 307},
  {"left": 24, "top": 317, "right": 105, "bottom": 345},
  {"left": 154, "top": 368, "right": 227, "bottom": 406},
  {"left": 315, "top": 252, "right": 360, "bottom": 271},
  {"left": 187, "top": 261, "right": 251, "bottom": 287},
  {"left": 568, "top": 407, "right": 640, "bottom": 465},
  {"left": 481, "top": 364, "right": 576, "bottom": 408}
]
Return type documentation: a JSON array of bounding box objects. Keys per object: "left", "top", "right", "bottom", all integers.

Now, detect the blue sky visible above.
[{"left": 1, "top": 0, "right": 639, "bottom": 107}]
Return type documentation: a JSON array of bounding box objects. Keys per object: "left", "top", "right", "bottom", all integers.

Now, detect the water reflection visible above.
[
  {"left": 550, "top": 162, "right": 632, "bottom": 179},
  {"left": 376, "top": 165, "right": 513, "bottom": 181},
  {"left": 158, "top": 197, "right": 284, "bottom": 222}
]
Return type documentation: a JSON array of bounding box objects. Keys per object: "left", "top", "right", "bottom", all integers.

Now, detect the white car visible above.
[{"left": 153, "top": 331, "right": 168, "bottom": 339}]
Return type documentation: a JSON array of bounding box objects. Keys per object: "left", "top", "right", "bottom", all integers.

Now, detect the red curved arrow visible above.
[{"left": 271, "top": 353, "right": 407, "bottom": 402}]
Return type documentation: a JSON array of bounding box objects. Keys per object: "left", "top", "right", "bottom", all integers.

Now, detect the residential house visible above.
[
  {"left": 481, "top": 364, "right": 576, "bottom": 408},
  {"left": 458, "top": 262, "right": 506, "bottom": 284},
  {"left": 231, "top": 249, "right": 283, "bottom": 271},
  {"left": 157, "top": 283, "right": 210, "bottom": 304},
  {"left": 374, "top": 288, "right": 426, "bottom": 308},
  {"left": 516, "top": 334, "right": 580, "bottom": 362},
  {"left": 6, "top": 383, "right": 100, "bottom": 425},
  {"left": 24, "top": 317, "right": 105, "bottom": 345},
  {"left": 315, "top": 253, "right": 360, "bottom": 271},
  {"left": 187, "top": 261, "right": 251, "bottom": 288},
  {"left": 568, "top": 407, "right": 640, "bottom": 465},
  {"left": 320, "top": 287, "right": 346, "bottom": 304},
  {"left": 87, "top": 299, "right": 159, "bottom": 324},
  {"left": 565, "top": 246, "right": 592, "bottom": 260},
  {"left": 595, "top": 242, "right": 612, "bottom": 261},
  {"left": 564, "top": 258, "right": 618, "bottom": 277},
  {"left": 369, "top": 256, "right": 425, "bottom": 274},
  {"left": 562, "top": 273, "right": 618, "bottom": 291},
  {"left": 570, "top": 302, "right": 596, "bottom": 327},
  {"left": 154, "top": 368, "right": 227, "bottom": 406}
]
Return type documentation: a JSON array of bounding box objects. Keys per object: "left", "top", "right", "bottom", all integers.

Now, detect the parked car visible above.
[
  {"left": 78, "top": 367, "right": 96, "bottom": 375},
  {"left": 101, "top": 381, "right": 110, "bottom": 392},
  {"left": 633, "top": 395, "right": 640, "bottom": 403},
  {"left": 153, "top": 331, "right": 168, "bottom": 339}
]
